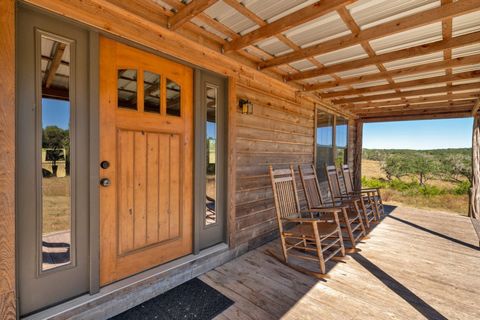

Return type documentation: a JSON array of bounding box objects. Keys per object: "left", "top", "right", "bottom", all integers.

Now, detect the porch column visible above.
[
  {"left": 0, "top": 0, "right": 17, "bottom": 318},
  {"left": 470, "top": 114, "right": 480, "bottom": 219},
  {"left": 353, "top": 120, "right": 363, "bottom": 191}
]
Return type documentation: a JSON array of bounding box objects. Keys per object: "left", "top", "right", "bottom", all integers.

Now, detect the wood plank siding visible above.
[
  {"left": 234, "top": 80, "right": 318, "bottom": 246},
  {"left": 0, "top": 0, "right": 16, "bottom": 319}
]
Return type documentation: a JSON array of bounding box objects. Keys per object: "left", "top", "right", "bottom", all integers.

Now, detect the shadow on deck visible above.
[{"left": 203, "top": 205, "right": 480, "bottom": 320}]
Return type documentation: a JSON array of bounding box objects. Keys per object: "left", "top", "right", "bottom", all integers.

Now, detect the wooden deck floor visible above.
[{"left": 201, "top": 206, "right": 480, "bottom": 320}]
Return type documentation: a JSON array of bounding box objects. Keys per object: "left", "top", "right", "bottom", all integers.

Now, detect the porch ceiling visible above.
[{"left": 151, "top": 0, "right": 480, "bottom": 121}]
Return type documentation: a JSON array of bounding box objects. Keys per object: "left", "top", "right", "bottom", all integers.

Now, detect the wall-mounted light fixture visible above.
[{"left": 239, "top": 99, "right": 253, "bottom": 114}]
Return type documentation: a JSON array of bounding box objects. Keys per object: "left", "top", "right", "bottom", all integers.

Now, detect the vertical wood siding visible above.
[{"left": 0, "top": 0, "right": 16, "bottom": 318}]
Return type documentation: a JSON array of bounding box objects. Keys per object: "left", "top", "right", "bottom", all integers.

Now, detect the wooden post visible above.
[
  {"left": 353, "top": 120, "right": 363, "bottom": 191},
  {"left": 0, "top": 0, "right": 17, "bottom": 318},
  {"left": 470, "top": 114, "right": 480, "bottom": 219},
  {"left": 227, "top": 77, "right": 237, "bottom": 248}
]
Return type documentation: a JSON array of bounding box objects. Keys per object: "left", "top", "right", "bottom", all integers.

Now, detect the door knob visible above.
[
  {"left": 100, "top": 178, "right": 111, "bottom": 187},
  {"left": 100, "top": 161, "right": 110, "bottom": 169}
]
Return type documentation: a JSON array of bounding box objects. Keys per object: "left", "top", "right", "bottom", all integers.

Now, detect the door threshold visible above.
[{"left": 23, "top": 243, "right": 247, "bottom": 320}]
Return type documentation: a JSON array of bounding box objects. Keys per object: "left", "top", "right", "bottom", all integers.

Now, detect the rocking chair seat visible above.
[{"left": 284, "top": 223, "right": 338, "bottom": 238}]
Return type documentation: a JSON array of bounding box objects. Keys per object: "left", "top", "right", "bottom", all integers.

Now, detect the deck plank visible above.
[{"left": 204, "top": 206, "right": 480, "bottom": 320}]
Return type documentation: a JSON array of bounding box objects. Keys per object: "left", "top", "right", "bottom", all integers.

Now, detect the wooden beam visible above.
[
  {"left": 353, "top": 120, "right": 363, "bottom": 191},
  {"left": 333, "top": 82, "right": 480, "bottom": 104},
  {"left": 356, "top": 100, "right": 474, "bottom": 113},
  {"left": 356, "top": 103, "right": 474, "bottom": 117},
  {"left": 288, "top": 31, "right": 480, "bottom": 81},
  {"left": 320, "top": 70, "right": 480, "bottom": 98},
  {"left": 0, "top": 0, "right": 16, "bottom": 318},
  {"left": 472, "top": 99, "right": 480, "bottom": 116},
  {"left": 361, "top": 111, "right": 472, "bottom": 122},
  {"left": 470, "top": 113, "right": 480, "bottom": 219},
  {"left": 303, "top": 54, "right": 480, "bottom": 91},
  {"left": 346, "top": 92, "right": 480, "bottom": 110},
  {"left": 167, "top": 0, "right": 218, "bottom": 31},
  {"left": 261, "top": 0, "right": 480, "bottom": 69},
  {"left": 223, "top": 0, "right": 355, "bottom": 52},
  {"left": 44, "top": 42, "right": 66, "bottom": 88}
]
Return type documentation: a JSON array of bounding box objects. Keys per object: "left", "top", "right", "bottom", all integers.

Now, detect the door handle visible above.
[{"left": 100, "top": 178, "right": 111, "bottom": 187}]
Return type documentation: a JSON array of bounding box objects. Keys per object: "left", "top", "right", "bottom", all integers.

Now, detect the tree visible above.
[
  {"left": 439, "top": 153, "right": 472, "bottom": 184},
  {"left": 381, "top": 153, "right": 439, "bottom": 186},
  {"left": 42, "top": 126, "right": 69, "bottom": 176}
]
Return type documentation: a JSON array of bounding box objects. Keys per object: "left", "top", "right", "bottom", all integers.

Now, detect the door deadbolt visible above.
[
  {"left": 100, "top": 178, "right": 111, "bottom": 187},
  {"left": 100, "top": 161, "right": 110, "bottom": 169}
]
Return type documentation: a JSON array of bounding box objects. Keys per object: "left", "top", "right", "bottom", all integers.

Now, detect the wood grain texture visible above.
[
  {"left": 205, "top": 206, "right": 480, "bottom": 320},
  {"left": 470, "top": 114, "right": 480, "bottom": 219},
  {"left": 0, "top": 0, "right": 16, "bottom": 318},
  {"left": 234, "top": 80, "right": 316, "bottom": 245}
]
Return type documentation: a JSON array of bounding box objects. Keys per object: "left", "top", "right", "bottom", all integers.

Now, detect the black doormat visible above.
[{"left": 110, "top": 278, "right": 234, "bottom": 320}]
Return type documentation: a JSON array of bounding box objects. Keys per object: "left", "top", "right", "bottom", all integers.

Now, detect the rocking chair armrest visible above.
[
  {"left": 303, "top": 207, "right": 345, "bottom": 213},
  {"left": 281, "top": 217, "right": 319, "bottom": 224}
]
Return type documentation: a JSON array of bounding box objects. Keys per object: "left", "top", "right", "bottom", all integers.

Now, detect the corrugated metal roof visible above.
[
  {"left": 383, "top": 52, "right": 444, "bottom": 70},
  {"left": 452, "top": 43, "right": 480, "bottom": 58},
  {"left": 282, "top": 11, "right": 350, "bottom": 48},
  {"left": 370, "top": 22, "right": 442, "bottom": 54},
  {"left": 351, "top": 79, "right": 390, "bottom": 89},
  {"left": 288, "top": 59, "right": 317, "bottom": 72},
  {"left": 335, "top": 65, "right": 380, "bottom": 78},
  {"left": 315, "top": 44, "right": 368, "bottom": 66},
  {"left": 256, "top": 38, "right": 293, "bottom": 56},
  {"left": 348, "top": 0, "right": 439, "bottom": 30},
  {"left": 204, "top": 1, "right": 256, "bottom": 35},
  {"left": 392, "top": 70, "right": 446, "bottom": 82},
  {"left": 452, "top": 10, "right": 480, "bottom": 37}
]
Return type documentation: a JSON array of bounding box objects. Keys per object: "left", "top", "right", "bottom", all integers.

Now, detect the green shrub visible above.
[
  {"left": 417, "top": 185, "right": 444, "bottom": 196},
  {"left": 362, "top": 177, "right": 388, "bottom": 189},
  {"left": 453, "top": 181, "right": 471, "bottom": 195}
]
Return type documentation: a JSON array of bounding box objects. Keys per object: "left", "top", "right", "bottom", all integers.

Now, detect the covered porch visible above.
[
  {"left": 1, "top": 0, "right": 480, "bottom": 319},
  {"left": 207, "top": 205, "right": 480, "bottom": 320}
]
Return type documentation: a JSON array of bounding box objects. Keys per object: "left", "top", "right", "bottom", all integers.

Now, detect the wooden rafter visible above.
[
  {"left": 260, "top": 0, "right": 480, "bottom": 69},
  {"left": 472, "top": 99, "right": 480, "bottom": 116},
  {"left": 222, "top": 0, "right": 349, "bottom": 88},
  {"left": 223, "top": 0, "right": 355, "bottom": 52},
  {"left": 44, "top": 42, "right": 66, "bottom": 88},
  {"left": 168, "top": 0, "right": 218, "bottom": 31},
  {"left": 442, "top": 0, "right": 454, "bottom": 101},
  {"left": 356, "top": 101, "right": 474, "bottom": 115},
  {"left": 336, "top": 7, "right": 401, "bottom": 96},
  {"left": 288, "top": 31, "right": 480, "bottom": 81},
  {"left": 304, "top": 54, "right": 480, "bottom": 91},
  {"left": 361, "top": 111, "right": 473, "bottom": 122},
  {"left": 346, "top": 92, "right": 480, "bottom": 109},
  {"left": 320, "top": 70, "right": 480, "bottom": 98},
  {"left": 333, "top": 82, "right": 480, "bottom": 104}
]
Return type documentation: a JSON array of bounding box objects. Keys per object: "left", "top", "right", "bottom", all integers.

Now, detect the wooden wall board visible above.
[{"left": 0, "top": 0, "right": 16, "bottom": 319}]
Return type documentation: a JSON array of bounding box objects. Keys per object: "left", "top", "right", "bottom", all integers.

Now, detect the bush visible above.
[{"left": 453, "top": 181, "right": 471, "bottom": 195}]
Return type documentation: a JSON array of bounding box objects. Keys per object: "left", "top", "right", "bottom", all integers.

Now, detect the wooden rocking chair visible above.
[
  {"left": 341, "top": 164, "right": 385, "bottom": 219},
  {"left": 268, "top": 165, "right": 345, "bottom": 276},
  {"left": 335, "top": 167, "right": 377, "bottom": 228},
  {"left": 324, "top": 165, "right": 366, "bottom": 249}
]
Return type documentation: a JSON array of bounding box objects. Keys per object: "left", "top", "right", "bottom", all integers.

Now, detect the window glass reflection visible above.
[
  {"left": 144, "top": 71, "right": 160, "bottom": 113},
  {"left": 205, "top": 85, "right": 217, "bottom": 225},
  {"left": 316, "top": 110, "right": 334, "bottom": 182},
  {"left": 166, "top": 79, "right": 181, "bottom": 116},
  {"left": 336, "top": 117, "right": 348, "bottom": 166},
  {"left": 40, "top": 35, "right": 72, "bottom": 270},
  {"left": 118, "top": 69, "right": 137, "bottom": 110}
]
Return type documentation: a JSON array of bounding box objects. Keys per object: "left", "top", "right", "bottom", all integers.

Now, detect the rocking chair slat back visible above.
[
  {"left": 299, "top": 164, "right": 324, "bottom": 209},
  {"left": 341, "top": 164, "right": 355, "bottom": 194},
  {"left": 326, "top": 165, "right": 342, "bottom": 200},
  {"left": 269, "top": 165, "right": 301, "bottom": 220}
]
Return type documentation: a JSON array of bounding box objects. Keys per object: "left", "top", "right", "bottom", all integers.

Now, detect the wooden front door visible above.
[{"left": 99, "top": 37, "right": 193, "bottom": 285}]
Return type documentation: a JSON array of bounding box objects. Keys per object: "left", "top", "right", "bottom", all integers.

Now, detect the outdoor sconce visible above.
[{"left": 239, "top": 99, "right": 253, "bottom": 114}]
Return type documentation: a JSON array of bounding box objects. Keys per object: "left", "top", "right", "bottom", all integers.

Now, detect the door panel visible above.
[
  {"left": 99, "top": 37, "right": 193, "bottom": 285},
  {"left": 16, "top": 7, "right": 90, "bottom": 315}
]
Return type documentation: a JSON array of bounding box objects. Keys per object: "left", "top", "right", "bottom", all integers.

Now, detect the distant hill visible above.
[{"left": 363, "top": 148, "right": 471, "bottom": 162}]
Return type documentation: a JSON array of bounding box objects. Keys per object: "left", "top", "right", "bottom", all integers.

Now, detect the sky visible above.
[
  {"left": 42, "top": 98, "right": 70, "bottom": 130},
  {"left": 363, "top": 118, "right": 473, "bottom": 150}
]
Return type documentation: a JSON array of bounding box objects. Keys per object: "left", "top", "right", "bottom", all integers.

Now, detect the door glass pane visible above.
[
  {"left": 144, "top": 71, "right": 160, "bottom": 113},
  {"left": 166, "top": 79, "right": 181, "bottom": 116},
  {"left": 205, "top": 85, "right": 217, "bottom": 225},
  {"left": 40, "top": 35, "right": 72, "bottom": 271},
  {"left": 118, "top": 69, "right": 137, "bottom": 110},
  {"left": 336, "top": 116, "right": 348, "bottom": 166},
  {"left": 316, "top": 110, "right": 334, "bottom": 182}
]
